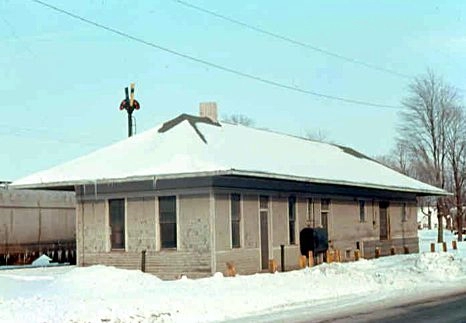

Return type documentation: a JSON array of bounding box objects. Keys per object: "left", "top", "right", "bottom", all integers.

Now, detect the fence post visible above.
[
  {"left": 403, "top": 246, "right": 409, "bottom": 254},
  {"left": 452, "top": 241, "right": 458, "bottom": 250},
  {"left": 442, "top": 242, "right": 447, "bottom": 252},
  {"left": 308, "top": 251, "right": 314, "bottom": 267},
  {"left": 280, "top": 245, "right": 285, "bottom": 272},
  {"left": 354, "top": 249, "right": 360, "bottom": 261},
  {"left": 375, "top": 247, "right": 381, "bottom": 258},
  {"left": 141, "top": 250, "right": 146, "bottom": 273},
  {"left": 430, "top": 243, "right": 435, "bottom": 252},
  {"left": 390, "top": 246, "right": 396, "bottom": 255}
]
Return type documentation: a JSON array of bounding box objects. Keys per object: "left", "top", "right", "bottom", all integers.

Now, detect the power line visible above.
[
  {"left": 30, "top": 0, "right": 401, "bottom": 110},
  {"left": 173, "top": 0, "right": 412, "bottom": 80}
]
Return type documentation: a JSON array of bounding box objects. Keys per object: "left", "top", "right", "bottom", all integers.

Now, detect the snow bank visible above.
[{"left": 1, "top": 230, "right": 466, "bottom": 322}]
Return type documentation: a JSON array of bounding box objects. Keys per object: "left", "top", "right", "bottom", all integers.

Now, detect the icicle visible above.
[{"left": 153, "top": 176, "right": 158, "bottom": 189}]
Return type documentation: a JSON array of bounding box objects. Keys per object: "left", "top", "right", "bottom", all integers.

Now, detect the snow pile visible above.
[
  {"left": 31, "top": 254, "right": 52, "bottom": 266},
  {"left": 1, "top": 230, "right": 466, "bottom": 322}
]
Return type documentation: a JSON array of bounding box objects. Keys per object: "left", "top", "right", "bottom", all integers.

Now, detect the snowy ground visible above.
[{"left": 1, "top": 230, "right": 466, "bottom": 323}]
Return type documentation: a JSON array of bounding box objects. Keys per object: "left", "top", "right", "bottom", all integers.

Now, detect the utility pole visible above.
[{"left": 119, "top": 83, "right": 140, "bottom": 137}]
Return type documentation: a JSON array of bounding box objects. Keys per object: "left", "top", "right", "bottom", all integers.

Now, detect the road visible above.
[
  {"left": 322, "top": 291, "right": 466, "bottom": 323},
  {"left": 226, "top": 290, "right": 466, "bottom": 323}
]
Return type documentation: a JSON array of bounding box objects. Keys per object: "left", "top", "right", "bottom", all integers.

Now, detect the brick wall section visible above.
[
  {"left": 83, "top": 251, "right": 211, "bottom": 280},
  {"left": 271, "top": 197, "right": 287, "bottom": 247},
  {"left": 82, "top": 201, "right": 107, "bottom": 253},
  {"left": 78, "top": 193, "right": 212, "bottom": 278},
  {"left": 214, "top": 193, "right": 230, "bottom": 252},
  {"left": 126, "top": 197, "right": 156, "bottom": 252},
  {"left": 216, "top": 249, "right": 261, "bottom": 274},
  {"left": 179, "top": 194, "right": 211, "bottom": 253},
  {"left": 243, "top": 194, "right": 259, "bottom": 249},
  {"left": 362, "top": 237, "right": 419, "bottom": 258}
]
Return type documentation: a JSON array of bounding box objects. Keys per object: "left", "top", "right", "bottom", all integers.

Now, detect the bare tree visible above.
[
  {"left": 398, "top": 70, "right": 460, "bottom": 242},
  {"left": 305, "top": 129, "right": 332, "bottom": 143},
  {"left": 445, "top": 106, "right": 466, "bottom": 240},
  {"left": 222, "top": 114, "right": 255, "bottom": 126},
  {"left": 375, "top": 141, "right": 413, "bottom": 176}
]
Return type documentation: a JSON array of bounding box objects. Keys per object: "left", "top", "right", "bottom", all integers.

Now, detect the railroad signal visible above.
[{"left": 119, "top": 83, "right": 140, "bottom": 137}]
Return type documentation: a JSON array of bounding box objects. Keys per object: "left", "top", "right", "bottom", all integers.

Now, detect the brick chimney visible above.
[{"left": 199, "top": 102, "right": 218, "bottom": 123}]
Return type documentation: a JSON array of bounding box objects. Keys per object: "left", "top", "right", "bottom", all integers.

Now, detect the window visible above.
[
  {"left": 259, "top": 196, "right": 269, "bottom": 270},
  {"left": 307, "top": 198, "right": 314, "bottom": 227},
  {"left": 359, "top": 200, "right": 365, "bottom": 222},
  {"left": 402, "top": 203, "right": 407, "bottom": 222},
  {"left": 109, "top": 199, "right": 125, "bottom": 250},
  {"left": 159, "top": 196, "right": 177, "bottom": 249},
  {"left": 288, "top": 196, "right": 296, "bottom": 245},
  {"left": 321, "top": 199, "right": 330, "bottom": 232},
  {"left": 231, "top": 194, "right": 241, "bottom": 248},
  {"left": 260, "top": 195, "right": 269, "bottom": 210}
]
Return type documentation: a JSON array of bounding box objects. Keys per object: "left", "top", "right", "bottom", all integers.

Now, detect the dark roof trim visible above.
[{"left": 158, "top": 113, "right": 221, "bottom": 143}]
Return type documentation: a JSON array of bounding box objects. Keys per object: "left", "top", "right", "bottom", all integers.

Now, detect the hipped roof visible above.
[{"left": 13, "top": 114, "right": 447, "bottom": 196}]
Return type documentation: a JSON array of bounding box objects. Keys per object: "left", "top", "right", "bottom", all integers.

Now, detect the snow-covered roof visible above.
[{"left": 13, "top": 114, "right": 447, "bottom": 195}]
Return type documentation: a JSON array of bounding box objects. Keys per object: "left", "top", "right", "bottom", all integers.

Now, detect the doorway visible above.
[{"left": 379, "top": 202, "right": 389, "bottom": 240}]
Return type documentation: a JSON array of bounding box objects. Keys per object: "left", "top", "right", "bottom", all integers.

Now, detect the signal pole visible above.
[{"left": 119, "top": 83, "right": 140, "bottom": 137}]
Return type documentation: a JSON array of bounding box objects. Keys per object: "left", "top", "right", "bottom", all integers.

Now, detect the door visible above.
[
  {"left": 260, "top": 211, "right": 269, "bottom": 270},
  {"left": 379, "top": 202, "right": 389, "bottom": 240}
]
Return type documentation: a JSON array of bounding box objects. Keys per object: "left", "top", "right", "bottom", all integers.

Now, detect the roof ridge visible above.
[{"left": 158, "top": 113, "right": 221, "bottom": 144}]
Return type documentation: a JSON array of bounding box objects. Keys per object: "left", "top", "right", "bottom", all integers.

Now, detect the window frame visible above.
[
  {"left": 288, "top": 196, "right": 297, "bottom": 245},
  {"left": 320, "top": 199, "right": 330, "bottom": 232},
  {"left": 359, "top": 200, "right": 366, "bottom": 223},
  {"left": 231, "top": 193, "right": 241, "bottom": 249},
  {"left": 109, "top": 198, "right": 126, "bottom": 251},
  {"left": 159, "top": 196, "right": 177, "bottom": 249},
  {"left": 401, "top": 203, "right": 407, "bottom": 222}
]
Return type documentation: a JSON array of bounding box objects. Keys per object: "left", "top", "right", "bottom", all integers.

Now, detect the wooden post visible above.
[
  {"left": 308, "top": 251, "right": 314, "bottom": 267},
  {"left": 403, "top": 246, "right": 409, "bottom": 254},
  {"left": 141, "top": 250, "right": 146, "bottom": 273},
  {"left": 442, "top": 242, "right": 447, "bottom": 252},
  {"left": 268, "top": 259, "right": 278, "bottom": 273},
  {"left": 354, "top": 249, "right": 360, "bottom": 261},
  {"left": 430, "top": 243, "right": 435, "bottom": 252},
  {"left": 452, "top": 241, "right": 458, "bottom": 250},
  {"left": 280, "top": 245, "right": 285, "bottom": 272},
  {"left": 390, "top": 246, "right": 396, "bottom": 255},
  {"left": 299, "top": 255, "right": 307, "bottom": 268},
  {"left": 375, "top": 247, "right": 381, "bottom": 258}
]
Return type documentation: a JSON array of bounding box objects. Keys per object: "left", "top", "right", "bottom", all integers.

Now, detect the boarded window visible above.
[
  {"left": 159, "top": 196, "right": 177, "bottom": 248},
  {"left": 359, "top": 200, "right": 365, "bottom": 222},
  {"left": 231, "top": 194, "right": 241, "bottom": 248},
  {"left": 288, "top": 196, "right": 296, "bottom": 245},
  {"left": 402, "top": 203, "right": 407, "bottom": 222},
  {"left": 321, "top": 199, "right": 330, "bottom": 232},
  {"left": 109, "top": 199, "right": 125, "bottom": 250}
]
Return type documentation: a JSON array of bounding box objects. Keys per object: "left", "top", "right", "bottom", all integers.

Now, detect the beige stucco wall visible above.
[
  {"left": 126, "top": 197, "right": 156, "bottom": 252},
  {"left": 214, "top": 192, "right": 261, "bottom": 274},
  {"left": 76, "top": 185, "right": 420, "bottom": 278},
  {"left": 0, "top": 189, "right": 75, "bottom": 248},
  {"left": 78, "top": 193, "right": 212, "bottom": 279},
  {"left": 318, "top": 198, "right": 418, "bottom": 260}
]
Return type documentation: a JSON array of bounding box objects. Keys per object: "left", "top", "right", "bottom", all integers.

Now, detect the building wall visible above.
[
  {"left": 76, "top": 180, "right": 421, "bottom": 279},
  {"left": 214, "top": 192, "right": 261, "bottom": 274},
  {"left": 321, "top": 199, "right": 419, "bottom": 260},
  {"left": 0, "top": 189, "right": 75, "bottom": 253},
  {"left": 78, "top": 193, "right": 212, "bottom": 280}
]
